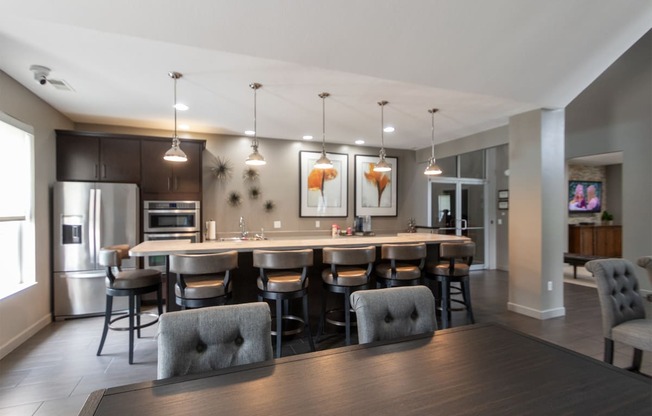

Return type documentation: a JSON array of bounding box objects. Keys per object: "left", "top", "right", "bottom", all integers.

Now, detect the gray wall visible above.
[
  {"left": 605, "top": 164, "right": 623, "bottom": 222},
  {"left": 0, "top": 71, "right": 74, "bottom": 357},
  {"left": 566, "top": 30, "right": 652, "bottom": 290}
]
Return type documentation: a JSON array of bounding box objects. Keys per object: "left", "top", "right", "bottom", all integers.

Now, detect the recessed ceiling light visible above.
[
  {"left": 245, "top": 130, "right": 255, "bottom": 136},
  {"left": 302, "top": 135, "right": 314, "bottom": 140},
  {"left": 178, "top": 124, "right": 190, "bottom": 130},
  {"left": 173, "top": 103, "right": 189, "bottom": 111},
  {"left": 383, "top": 126, "right": 395, "bottom": 133},
  {"left": 355, "top": 139, "right": 365, "bottom": 145}
]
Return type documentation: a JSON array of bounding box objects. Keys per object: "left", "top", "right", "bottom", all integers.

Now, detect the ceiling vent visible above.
[{"left": 47, "top": 78, "right": 74, "bottom": 91}]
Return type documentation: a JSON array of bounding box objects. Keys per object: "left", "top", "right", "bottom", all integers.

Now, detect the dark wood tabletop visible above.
[{"left": 80, "top": 323, "right": 651, "bottom": 416}]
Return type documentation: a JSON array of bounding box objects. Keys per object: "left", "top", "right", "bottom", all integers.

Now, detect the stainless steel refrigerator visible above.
[{"left": 53, "top": 181, "right": 139, "bottom": 319}]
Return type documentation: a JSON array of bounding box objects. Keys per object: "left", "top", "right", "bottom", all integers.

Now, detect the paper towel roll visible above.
[{"left": 206, "top": 220, "right": 216, "bottom": 240}]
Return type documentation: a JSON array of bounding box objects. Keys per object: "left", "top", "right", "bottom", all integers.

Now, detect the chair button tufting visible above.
[
  {"left": 196, "top": 340, "right": 207, "bottom": 353},
  {"left": 384, "top": 315, "right": 392, "bottom": 323},
  {"left": 411, "top": 309, "right": 419, "bottom": 320},
  {"left": 234, "top": 335, "right": 244, "bottom": 346}
]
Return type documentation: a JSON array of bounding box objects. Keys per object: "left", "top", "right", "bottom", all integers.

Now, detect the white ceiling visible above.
[{"left": 1, "top": 1, "right": 651, "bottom": 150}]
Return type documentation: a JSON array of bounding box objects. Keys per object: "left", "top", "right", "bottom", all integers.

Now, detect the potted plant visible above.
[{"left": 601, "top": 210, "right": 614, "bottom": 225}]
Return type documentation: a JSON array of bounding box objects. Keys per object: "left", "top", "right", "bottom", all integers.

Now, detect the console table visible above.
[{"left": 568, "top": 224, "right": 622, "bottom": 257}]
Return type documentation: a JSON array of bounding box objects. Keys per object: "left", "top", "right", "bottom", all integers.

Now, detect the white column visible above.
[{"left": 508, "top": 109, "right": 565, "bottom": 319}]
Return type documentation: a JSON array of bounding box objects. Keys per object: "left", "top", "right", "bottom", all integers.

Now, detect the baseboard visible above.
[
  {"left": 0, "top": 313, "right": 51, "bottom": 360},
  {"left": 507, "top": 302, "right": 566, "bottom": 320}
]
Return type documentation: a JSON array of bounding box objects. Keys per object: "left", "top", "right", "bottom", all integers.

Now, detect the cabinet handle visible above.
[
  {"left": 167, "top": 177, "right": 171, "bottom": 191},
  {"left": 174, "top": 177, "right": 179, "bottom": 190},
  {"left": 95, "top": 164, "right": 99, "bottom": 179},
  {"left": 102, "top": 164, "right": 106, "bottom": 179}
]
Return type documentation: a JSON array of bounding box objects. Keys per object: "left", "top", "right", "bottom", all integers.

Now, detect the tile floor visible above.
[{"left": 0, "top": 270, "right": 649, "bottom": 415}]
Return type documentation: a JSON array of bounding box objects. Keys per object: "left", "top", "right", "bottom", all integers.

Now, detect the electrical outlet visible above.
[
  {"left": 273, "top": 221, "right": 281, "bottom": 229},
  {"left": 315, "top": 221, "right": 320, "bottom": 228},
  {"left": 547, "top": 281, "right": 553, "bottom": 291}
]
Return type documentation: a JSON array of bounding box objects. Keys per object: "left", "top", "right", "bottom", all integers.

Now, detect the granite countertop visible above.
[{"left": 129, "top": 233, "right": 469, "bottom": 256}]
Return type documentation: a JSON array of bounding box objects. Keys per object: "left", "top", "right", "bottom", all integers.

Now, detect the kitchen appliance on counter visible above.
[
  {"left": 53, "top": 181, "right": 139, "bottom": 319},
  {"left": 142, "top": 200, "right": 201, "bottom": 271}
]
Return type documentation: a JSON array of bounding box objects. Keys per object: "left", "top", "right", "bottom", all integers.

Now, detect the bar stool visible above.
[
  {"left": 169, "top": 251, "right": 238, "bottom": 309},
  {"left": 253, "top": 249, "right": 315, "bottom": 358},
  {"left": 97, "top": 245, "right": 163, "bottom": 364},
  {"left": 375, "top": 243, "right": 426, "bottom": 288},
  {"left": 317, "top": 246, "right": 376, "bottom": 345},
  {"left": 426, "top": 241, "right": 475, "bottom": 329}
]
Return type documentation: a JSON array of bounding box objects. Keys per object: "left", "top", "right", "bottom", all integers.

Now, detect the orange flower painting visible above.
[
  {"left": 308, "top": 168, "right": 338, "bottom": 197},
  {"left": 364, "top": 163, "right": 390, "bottom": 207}
]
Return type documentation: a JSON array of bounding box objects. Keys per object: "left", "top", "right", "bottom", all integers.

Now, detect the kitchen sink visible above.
[{"left": 219, "top": 236, "right": 267, "bottom": 242}]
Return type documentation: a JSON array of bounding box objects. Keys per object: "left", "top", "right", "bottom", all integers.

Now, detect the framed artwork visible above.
[
  {"left": 498, "top": 189, "right": 509, "bottom": 199},
  {"left": 299, "top": 151, "right": 348, "bottom": 217},
  {"left": 354, "top": 154, "right": 398, "bottom": 217}
]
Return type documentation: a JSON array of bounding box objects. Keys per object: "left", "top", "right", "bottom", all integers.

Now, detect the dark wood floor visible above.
[{"left": 0, "top": 270, "right": 649, "bottom": 415}]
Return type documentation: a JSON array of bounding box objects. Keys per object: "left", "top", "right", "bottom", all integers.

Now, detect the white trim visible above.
[
  {"left": 507, "top": 302, "right": 566, "bottom": 320},
  {"left": 0, "top": 111, "right": 34, "bottom": 134},
  {"left": 0, "top": 313, "right": 51, "bottom": 360}
]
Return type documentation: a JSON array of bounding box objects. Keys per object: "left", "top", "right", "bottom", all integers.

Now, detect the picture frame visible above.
[
  {"left": 354, "top": 154, "right": 398, "bottom": 217},
  {"left": 498, "top": 189, "right": 509, "bottom": 199},
  {"left": 299, "top": 151, "right": 348, "bottom": 217},
  {"left": 498, "top": 200, "right": 509, "bottom": 210}
]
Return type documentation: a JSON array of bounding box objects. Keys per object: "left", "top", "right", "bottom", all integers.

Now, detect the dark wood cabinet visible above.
[
  {"left": 57, "top": 131, "right": 141, "bottom": 183},
  {"left": 140, "top": 139, "right": 203, "bottom": 200},
  {"left": 568, "top": 224, "right": 621, "bottom": 257}
]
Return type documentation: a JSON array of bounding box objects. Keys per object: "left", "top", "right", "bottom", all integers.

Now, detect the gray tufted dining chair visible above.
[
  {"left": 350, "top": 286, "right": 437, "bottom": 344},
  {"left": 157, "top": 302, "right": 272, "bottom": 379},
  {"left": 585, "top": 258, "right": 652, "bottom": 372}
]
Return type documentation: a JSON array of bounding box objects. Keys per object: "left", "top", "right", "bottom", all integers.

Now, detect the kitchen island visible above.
[{"left": 129, "top": 233, "right": 469, "bottom": 311}]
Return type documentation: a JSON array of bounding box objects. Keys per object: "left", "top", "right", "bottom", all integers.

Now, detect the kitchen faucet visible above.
[{"left": 239, "top": 216, "right": 248, "bottom": 237}]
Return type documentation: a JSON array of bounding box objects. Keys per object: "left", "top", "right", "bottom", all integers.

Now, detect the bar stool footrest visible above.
[
  {"left": 108, "top": 312, "right": 160, "bottom": 332},
  {"left": 271, "top": 314, "right": 305, "bottom": 337}
]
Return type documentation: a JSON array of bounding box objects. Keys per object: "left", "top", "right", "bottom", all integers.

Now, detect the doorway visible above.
[{"left": 429, "top": 179, "right": 486, "bottom": 268}]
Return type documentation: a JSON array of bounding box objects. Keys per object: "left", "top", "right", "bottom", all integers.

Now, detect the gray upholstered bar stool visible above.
[
  {"left": 169, "top": 251, "right": 238, "bottom": 309},
  {"left": 426, "top": 241, "right": 475, "bottom": 329},
  {"left": 317, "top": 246, "right": 376, "bottom": 345},
  {"left": 97, "top": 244, "right": 163, "bottom": 364},
  {"left": 375, "top": 243, "right": 427, "bottom": 288},
  {"left": 253, "top": 249, "right": 315, "bottom": 358}
]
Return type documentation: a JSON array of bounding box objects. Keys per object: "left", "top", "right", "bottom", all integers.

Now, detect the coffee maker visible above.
[{"left": 355, "top": 215, "right": 372, "bottom": 233}]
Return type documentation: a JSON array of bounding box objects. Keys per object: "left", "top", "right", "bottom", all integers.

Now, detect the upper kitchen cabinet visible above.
[
  {"left": 140, "top": 139, "right": 204, "bottom": 200},
  {"left": 56, "top": 131, "right": 141, "bottom": 183}
]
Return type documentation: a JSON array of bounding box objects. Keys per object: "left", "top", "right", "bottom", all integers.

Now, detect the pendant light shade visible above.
[
  {"left": 424, "top": 108, "right": 442, "bottom": 176},
  {"left": 164, "top": 72, "right": 188, "bottom": 163},
  {"left": 245, "top": 82, "right": 267, "bottom": 166},
  {"left": 314, "top": 92, "right": 333, "bottom": 169},
  {"left": 373, "top": 100, "right": 391, "bottom": 172}
]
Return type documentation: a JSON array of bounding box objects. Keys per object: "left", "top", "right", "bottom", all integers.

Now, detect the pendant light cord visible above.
[
  {"left": 253, "top": 85, "right": 258, "bottom": 148},
  {"left": 173, "top": 76, "right": 178, "bottom": 139}
]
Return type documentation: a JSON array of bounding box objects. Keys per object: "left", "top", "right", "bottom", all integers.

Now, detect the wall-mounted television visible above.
[{"left": 569, "top": 180, "right": 602, "bottom": 213}]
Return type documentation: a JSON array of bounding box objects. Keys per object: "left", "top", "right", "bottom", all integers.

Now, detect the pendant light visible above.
[
  {"left": 314, "top": 92, "right": 333, "bottom": 169},
  {"left": 163, "top": 71, "right": 188, "bottom": 162},
  {"left": 424, "top": 108, "right": 443, "bottom": 176},
  {"left": 373, "top": 100, "right": 392, "bottom": 172},
  {"left": 245, "top": 82, "right": 266, "bottom": 166}
]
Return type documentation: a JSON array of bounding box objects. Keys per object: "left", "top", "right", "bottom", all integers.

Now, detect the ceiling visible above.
[{"left": 1, "top": 1, "right": 651, "bottom": 151}]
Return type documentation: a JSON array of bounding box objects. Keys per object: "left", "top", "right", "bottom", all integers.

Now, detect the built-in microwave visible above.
[{"left": 143, "top": 200, "right": 200, "bottom": 233}]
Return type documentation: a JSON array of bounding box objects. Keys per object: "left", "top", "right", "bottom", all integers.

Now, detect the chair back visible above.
[
  {"left": 585, "top": 259, "right": 646, "bottom": 339},
  {"left": 253, "top": 249, "right": 313, "bottom": 270},
  {"left": 170, "top": 251, "right": 238, "bottom": 275},
  {"left": 350, "top": 286, "right": 437, "bottom": 344},
  {"left": 381, "top": 243, "right": 427, "bottom": 262},
  {"left": 157, "top": 302, "right": 272, "bottom": 379},
  {"left": 323, "top": 246, "right": 376, "bottom": 266},
  {"left": 98, "top": 244, "right": 130, "bottom": 268},
  {"left": 636, "top": 256, "right": 652, "bottom": 285},
  {"left": 439, "top": 241, "right": 475, "bottom": 264}
]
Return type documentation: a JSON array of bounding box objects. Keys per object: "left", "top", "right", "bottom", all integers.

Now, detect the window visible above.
[{"left": 0, "top": 115, "right": 35, "bottom": 298}]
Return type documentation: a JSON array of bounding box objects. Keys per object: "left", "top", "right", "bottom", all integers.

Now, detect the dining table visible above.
[
  {"left": 129, "top": 232, "right": 469, "bottom": 311},
  {"left": 79, "top": 323, "right": 651, "bottom": 415}
]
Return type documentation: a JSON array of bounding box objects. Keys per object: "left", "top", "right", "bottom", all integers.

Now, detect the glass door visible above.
[{"left": 429, "top": 179, "right": 485, "bottom": 268}]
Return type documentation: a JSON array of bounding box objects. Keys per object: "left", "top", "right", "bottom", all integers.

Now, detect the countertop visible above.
[{"left": 129, "top": 233, "right": 469, "bottom": 256}]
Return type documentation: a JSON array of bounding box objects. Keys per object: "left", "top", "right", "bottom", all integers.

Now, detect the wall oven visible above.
[{"left": 143, "top": 201, "right": 201, "bottom": 271}]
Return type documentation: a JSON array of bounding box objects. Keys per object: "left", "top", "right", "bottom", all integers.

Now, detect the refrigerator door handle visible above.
[
  {"left": 95, "top": 188, "right": 102, "bottom": 258},
  {"left": 89, "top": 188, "right": 96, "bottom": 262}
]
